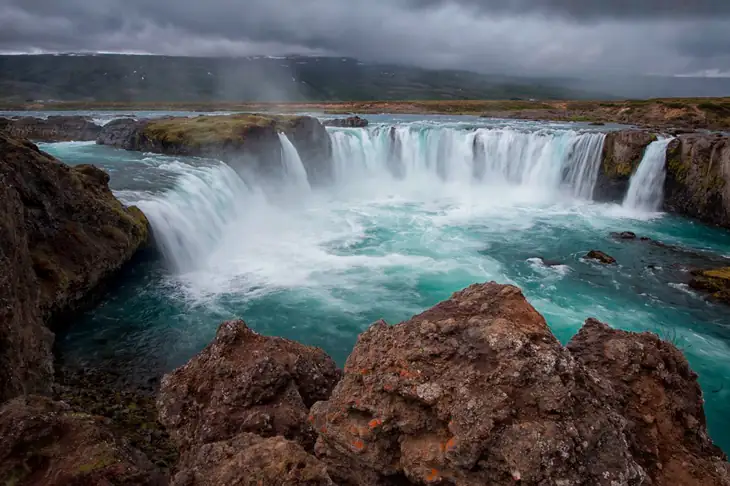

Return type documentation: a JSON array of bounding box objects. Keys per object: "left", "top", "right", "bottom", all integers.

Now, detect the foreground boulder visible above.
[
  {"left": 157, "top": 320, "right": 341, "bottom": 453},
  {"left": 586, "top": 249, "right": 617, "bottom": 264},
  {"left": 309, "top": 282, "right": 728, "bottom": 485},
  {"left": 0, "top": 133, "right": 149, "bottom": 401},
  {"left": 0, "top": 395, "right": 165, "bottom": 485},
  {"left": 97, "top": 114, "right": 334, "bottom": 185},
  {"left": 1, "top": 115, "right": 102, "bottom": 142},
  {"left": 568, "top": 319, "right": 730, "bottom": 485},
  {"left": 689, "top": 267, "right": 730, "bottom": 303},
  {"left": 170, "top": 433, "right": 334, "bottom": 486}
]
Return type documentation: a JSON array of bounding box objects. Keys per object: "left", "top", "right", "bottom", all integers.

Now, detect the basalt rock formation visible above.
[
  {"left": 324, "top": 116, "right": 369, "bottom": 128},
  {"left": 664, "top": 133, "right": 730, "bottom": 229},
  {"left": 0, "top": 132, "right": 149, "bottom": 402},
  {"left": 96, "top": 114, "right": 334, "bottom": 185},
  {"left": 586, "top": 249, "right": 617, "bottom": 264},
  {"left": 159, "top": 282, "right": 729, "bottom": 485},
  {"left": 594, "top": 130, "right": 657, "bottom": 202},
  {"left": 0, "top": 115, "right": 102, "bottom": 142},
  {"left": 0, "top": 395, "right": 165, "bottom": 486}
]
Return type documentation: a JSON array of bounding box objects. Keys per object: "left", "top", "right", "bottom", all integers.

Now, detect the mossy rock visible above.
[{"left": 689, "top": 267, "right": 730, "bottom": 303}]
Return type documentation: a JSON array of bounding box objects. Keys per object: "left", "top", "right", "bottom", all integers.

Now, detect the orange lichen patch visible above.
[
  {"left": 399, "top": 368, "right": 418, "bottom": 378},
  {"left": 383, "top": 384, "right": 394, "bottom": 392},
  {"left": 360, "top": 368, "right": 370, "bottom": 375},
  {"left": 425, "top": 469, "right": 440, "bottom": 482},
  {"left": 349, "top": 425, "right": 360, "bottom": 435},
  {"left": 445, "top": 437, "right": 457, "bottom": 451},
  {"left": 319, "top": 426, "right": 327, "bottom": 434},
  {"left": 307, "top": 415, "right": 315, "bottom": 423},
  {"left": 368, "top": 418, "right": 383, "bottom": 429},
  {"left": 352, "top": 439, "right": 366, "bottom": 452}
]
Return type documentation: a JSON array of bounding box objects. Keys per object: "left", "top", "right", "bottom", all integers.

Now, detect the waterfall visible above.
[
  {"left": 623, "top": 137, "right": 674, "bottom": 212},
  {"left": 278, "top": 133, "right": 311, "bottom": 193},
  {"left": 328, "top": 126, "right": 606, "bottom": 198}
]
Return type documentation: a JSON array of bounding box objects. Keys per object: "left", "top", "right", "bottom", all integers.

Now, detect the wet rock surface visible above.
[
  {"left": 324, "top": 116, "right": 369, "bottom": 128},
  {"left": 0, "top": 115, "right": 102, "bottom": 142},
  {"left": 689, "top": 267, "right": 730, "bottom": 304},
  {"left": 157, "top": 320, "right": 341, "bottom": 453},
  {"left": 594, "top": 130, "right": 656, "bottom": 202},
  {"left": 0, "top": 133, "right": 149, "bottom": 401},
  {"left": 586, "top": 249, "right": 617, "bottom": 264},
  {"left": 0, "top": 395, "right": 166, "bottom": 486}
]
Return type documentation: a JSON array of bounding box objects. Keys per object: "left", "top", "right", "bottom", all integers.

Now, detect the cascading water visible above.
[
  {"left": 278, "top": 133, "right": 311, "bottom": 193},
  {"left": 329, "top": 126, "right": 606, "bottom": 199},
  {"left": 623, "top": 137, "right": 674, "bottom": 212}
]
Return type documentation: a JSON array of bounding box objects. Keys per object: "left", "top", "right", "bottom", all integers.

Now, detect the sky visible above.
[{"left": 1, "top": 0, "right": 730, "bottom": 77}]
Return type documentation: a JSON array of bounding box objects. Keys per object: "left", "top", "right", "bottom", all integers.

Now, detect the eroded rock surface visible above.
[
  {"left": 689, "top": 267, "right": 730, "bottom": 303},
  {"left": 170, "top": 433, "right": 334, "bottom": 486},
  {"left": 0, "top": 132, "right": 149, "bottom": 401},
  {"left": 594, "top": 130, "right": 656, "bottom": 202},
  {"left": 157, "top": 320, "right": 341, "bottom": 453},
  {"left": 0, "top": 395, "right": 165, "bottom": 486},
  {"left": 1, "top": 115, "right": 102, "bottom": 141},
  {"left": 568, "top": 319, "right": 730, "bottom": 486},
  {"left": 586, "top": 249, "right": 617, "bottom": 264},
  {"left": 324, "top": 116, "right": 369, "bottom": 128}
]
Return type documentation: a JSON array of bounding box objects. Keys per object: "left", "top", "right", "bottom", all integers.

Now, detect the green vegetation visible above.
[{"left": 142, "top": 114, "right": 297, "bottom": 147}]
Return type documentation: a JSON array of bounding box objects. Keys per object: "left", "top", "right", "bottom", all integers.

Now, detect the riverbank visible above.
[{"left": 2, "top": 97, "right": 730, "bottom": 130}]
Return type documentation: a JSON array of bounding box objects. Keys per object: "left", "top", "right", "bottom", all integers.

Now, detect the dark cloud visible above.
[{"left": 0, "top": 0, "right": 729, "bottom": 77}]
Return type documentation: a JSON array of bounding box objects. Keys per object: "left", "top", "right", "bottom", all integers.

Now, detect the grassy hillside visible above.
[{"left": 0, "top": 54, "right": 601, "bottom": 103}]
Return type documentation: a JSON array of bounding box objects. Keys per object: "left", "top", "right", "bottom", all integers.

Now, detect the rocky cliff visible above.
[
  {"left": 156, "top": 283, "right": 728, "bottom": 486},
  {"left": 596, "top": 129, "right": 730, "bottom": 229},
  {"left": 0, "top": 115, "right": 102, "bottom": 142},
  {"left": 97, "top": 114, "right": 334, "bottom": 185},
  {"left": 664, "top": 133, "right": 730, "bottom": 228},
  {"left": 0, "top": 132, "right": 149, "bottom": 402}
]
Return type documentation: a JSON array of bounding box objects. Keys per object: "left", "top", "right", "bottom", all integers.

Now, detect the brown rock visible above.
[
  {"left": 311, "top": 283, "right": 646, "bottom": 486},
  {"left": 0, "top": 395, "right": 165, "bottom": 486},
  {"left": 0, "top": 133, "right": 150, "bottom": 401},
  {"left": 611, "top": 231, "right": 637, "bottom": 240},
  {"left": 594, "top": 130, "right": 656, "bottom": 201},
  {"left": 586, "top": 249, "right": 617, "bottom": 264},
  {"left": 568, "top": 319, "right": 730, "bottom": 486},
  {"left": 2, "top": 115, "right": 102, "bottom": 142},
  {"left": 323, "top": 116, "right": 369, "bottom": 128},
  {"left": 171, "top": 433, "right": 333, "bottom": 486},
  {"left": 157, "top": 320, "right": 341, "bottom": 453},
  {"left": 689, "top": 267, "right": 730, "bottom": 304}
]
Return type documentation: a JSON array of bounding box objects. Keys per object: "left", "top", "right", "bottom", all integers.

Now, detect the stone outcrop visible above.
[
  {"left": 0, "top": 395, "right": 165, "bottom": 486},
  {"left": 689, "top": 267, "right": 730, "bottom": 303},
  {"left": 324, "top": 116, "right": 369, "bottom": 128},
  {"left": 594, "top": 130, "right": 656, "bottom": 202},
  {"left": 170, "top": 433, "right": 334, "bottom": 486},
  {"left": 664, "top": 133, "right": 730, "bottom": 229},
  {"left": 97, "top": 114, "right": 334, "bottom": 185},
  {"left": 0, "top": 115, "right": 102, "bottom": 142},
  {"left": 307, "top": 282, "right": 728, "bottom": 485},
  {"left": 0, "top": 132, "right": 149, "bottom": 401},
  {"left": 157, "top": 320, "right": 341, "bottom": 453},
  {"left": 586, "top": 249, "right": 617, "bottom": 264},
  {"left": 568, "top": 319, "right": 730, "bottom": 486}
]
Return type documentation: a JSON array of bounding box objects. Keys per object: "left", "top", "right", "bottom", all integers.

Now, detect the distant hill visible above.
[{"left": 0, "top": 54, "right": 603, "bottom": 103}]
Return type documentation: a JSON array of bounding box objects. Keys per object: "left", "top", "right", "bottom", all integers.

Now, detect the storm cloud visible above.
[{"left": 1, "top": 0, "right": 729, "bottom": 77}]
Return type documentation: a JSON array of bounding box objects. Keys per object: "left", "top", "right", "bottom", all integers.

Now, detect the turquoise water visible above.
[{"left": 38, "top": 116, "right": 730, "bottom": 455}]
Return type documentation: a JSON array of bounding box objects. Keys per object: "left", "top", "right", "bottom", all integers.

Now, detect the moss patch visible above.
[{"left": 142, "top": 114, "right": 298, "bottom": 148}]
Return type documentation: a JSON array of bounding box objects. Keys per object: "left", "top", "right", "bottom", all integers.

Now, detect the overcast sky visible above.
[{"left": 1, "top": 0, "right": 730, "bottom": 77}]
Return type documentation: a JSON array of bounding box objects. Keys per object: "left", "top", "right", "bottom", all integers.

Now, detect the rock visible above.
[
  {"left": 323, "top": 116, "right": 369, "bottom": 128},
  {"left": 689, "top": 267, "right": 730, "bottom": 303},
  {"left": 0, "top": 133, "right": 150, "bottom": 401},
  {"left": 568, "top": 319, "right": 730, "bottom": 486},
  {"left": 664, "top": 134, "right": 730, "bottom": 229},
  {"left": 97, "top": 118, "right": 147, "bottom": 149},
  {"left": 97, "top": 114, "right": 334, "bottom": 185},
  {"left": 536, "top": 257, "right": 562, "bottom": 266},
  {"left": 310, "top": 283, "right": 647, "bottom": 486},
  {"left": 594, "top": 130, "right": 656, "bottom": 202},
  {"left": 157, "top": 320, "right": 341, "bottom": 453},
  {"left": 586, "top": 250, "right": 617, "bottom": 264},
  {"left": 0, "top": 395, "right": 165, "bottom": 485},
  {"left": 611, "top": 231, "right": 637, "bottom": 240},
  {"left": 1, "top": 115, "right": 102, "bottom": 141},
  {"left": 588, "top": 121, "right": 606, "bottom": 126},
  {"left": 170, "top": 433, "right": 333, "bottom": 486}
]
